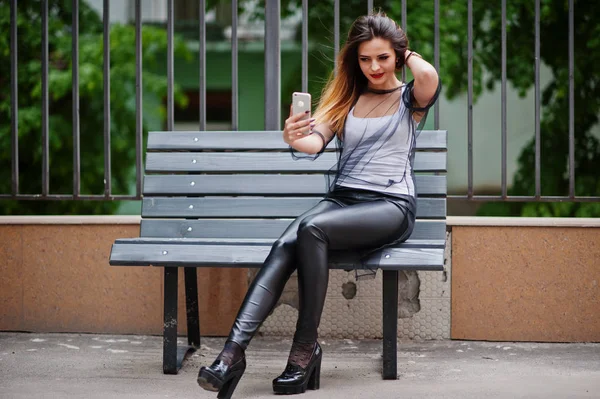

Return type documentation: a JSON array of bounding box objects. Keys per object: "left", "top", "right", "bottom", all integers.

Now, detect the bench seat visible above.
[{"left": 110, "top": 237, "right": 445, "bottom": 269}]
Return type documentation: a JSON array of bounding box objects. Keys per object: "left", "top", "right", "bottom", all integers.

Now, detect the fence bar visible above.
[
  {"left": 334, "top": 0, "right": 339, "bottom": 73},
  {"left": 135, "top": 0, "right": 142, "bottom": 198},
  {"left": 401, "top": 0, "right": 406, "bottom": 31},
  {"left": 568, "top": 0, "right": 575, "bottom": 198},
  {"left": 10, "top": 0, "right": 18, "bottom": 195},
  {"left": 1, "top": 193, "right": 598, "bottom": 202},
  {"left": 264, "top": 0, "right": 280, "bottom": 130},
  {"left": 401, "top": 0, "right": 406, "bottom": 82},
  {"left": 167, "top": 0, "right": 174, "bottom": 131},
  {"left": 103, "top": 0, "right": 111, "bottom": 197},
  {"left": 447, "top": 195, "right": 600, "bottom": 203},
  {"left": 72, "top": 0, "right": 81, "bottom": 197},
  {"left": 501, "top": 0, "right": 507, "bottom": 198},
  {"left": 0, "top": 194, "right": 147, "bottom": 201},
  {"left": 41, "top": 0, "right": 49, "bottom": 196},
  {"left": 301, "top": 0, "right": 308, "bottom": 93},
  {"left": 534, "top": 0, "right": 540, "bottom": 198},
  {"left": 467, "top": 0, "right": 473, "bottom": 198},
  {"left": 199, "top": 0, "right": 206, "bottom": 130},
  {"left": 433, "top": 0, "right": 439, "bottom": 130},
  {"left": 368, "top": 0, "right": 373, "bottom": 13},
  {"left": 231, "top": 0, "right": 238, "bottom": 130}
]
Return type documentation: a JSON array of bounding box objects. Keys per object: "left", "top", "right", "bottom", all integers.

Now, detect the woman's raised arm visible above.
[{"left": 404, "top": 51, "right": 439, "bottom": 119}]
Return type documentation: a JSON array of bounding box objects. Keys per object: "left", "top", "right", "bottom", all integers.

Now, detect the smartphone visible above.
[{"left": 292, "top": 92, "right": 312, "bottom": 123}]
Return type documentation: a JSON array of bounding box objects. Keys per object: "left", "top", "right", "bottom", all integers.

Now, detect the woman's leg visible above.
[
  {"left": 272, "top": 199, "right": 411, "bottom": 393},
  {"left": 227, "top": 200, "right": 342, "bottom": 350},
  {"left": 293, "top": 200, "right": 411, "bottom": 344},
  {"left": 198, "top": 200, "right": 342, "bottom": 394}
]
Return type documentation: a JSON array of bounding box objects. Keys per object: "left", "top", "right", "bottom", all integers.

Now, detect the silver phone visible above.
[{"left": 292, "top": 92, "right": 312, "bottom": 123}]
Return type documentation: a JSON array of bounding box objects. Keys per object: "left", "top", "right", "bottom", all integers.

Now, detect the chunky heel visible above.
[
  {"left": 217, "top": 371, "right": 243, "bottom": 399},
  {"left": 273, "top": 342, "right": 323, "bottom": 394},
  {"left": 307, "top": 357, "right": 321, "bottom": 390}
]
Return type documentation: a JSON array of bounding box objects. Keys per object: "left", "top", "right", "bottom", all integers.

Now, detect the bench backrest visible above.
[{"left": 140, "top": 131, "right": 447, "bottom": 242}]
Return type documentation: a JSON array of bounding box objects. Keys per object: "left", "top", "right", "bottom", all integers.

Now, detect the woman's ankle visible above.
[
  {"left": 224, "top": 340, "right": 243, "bottom": 352},
  {"left": 216, "top": 340, "right": 245, "bottom": 366},
  {"left": 287, "top": 341, "right": 316, "bottom": 369}
]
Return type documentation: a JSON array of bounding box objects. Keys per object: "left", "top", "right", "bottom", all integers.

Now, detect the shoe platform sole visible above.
[
  {"left": 197, "top": 369, "right": 221, "bottom": 392},
  {"left": 273, "top": 384, "right": 309, "bottom": 395}
]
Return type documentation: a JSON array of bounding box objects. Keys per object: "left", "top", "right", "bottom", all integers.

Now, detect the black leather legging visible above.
[{"left": 227, "top": 192, "right": 413, "bottom": 349}]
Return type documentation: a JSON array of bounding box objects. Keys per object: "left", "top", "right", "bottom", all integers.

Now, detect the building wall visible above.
[{"left": 1, "top": 217, "right": 598, "bottom": 343}]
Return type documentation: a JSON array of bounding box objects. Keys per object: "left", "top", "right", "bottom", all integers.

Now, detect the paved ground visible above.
[{"left": 0, "top": 333, "right": 599, "bottom": 398}]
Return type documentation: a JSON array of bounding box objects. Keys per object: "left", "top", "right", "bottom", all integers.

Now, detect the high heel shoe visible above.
[
  {"left": 197, "top": 341, "right": 246, "bottom": 399},
  {"left": 272, "top": 341, "right": 322, "bottom": 394}
]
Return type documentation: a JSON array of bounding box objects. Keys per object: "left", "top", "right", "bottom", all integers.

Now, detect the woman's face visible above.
[{"left": 357, "top": 37, "right": 399, "bottom": 88}]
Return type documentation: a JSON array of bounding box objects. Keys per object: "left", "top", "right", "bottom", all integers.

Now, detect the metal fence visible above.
[{"left": 5, "top": 0, "right": 598, "bottom": 202}]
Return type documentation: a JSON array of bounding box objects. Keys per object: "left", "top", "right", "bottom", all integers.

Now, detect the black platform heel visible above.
[
  {"left": 307, "top": 357, "right": 320, "bottom": 390},
  {"left": 272, "top": 342, "right": 322, "bottom": 394},
  {"left": 198, "top": 341, "right": 246, "bottom": 399}
]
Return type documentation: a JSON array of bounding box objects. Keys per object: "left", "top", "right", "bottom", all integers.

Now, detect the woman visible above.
[{"left": 197, "top": 11, "right": 440, "bottom": 398}]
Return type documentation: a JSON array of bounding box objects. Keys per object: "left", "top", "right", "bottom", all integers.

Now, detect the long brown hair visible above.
[{"left": 313, "top": 11, "right": 409, "bottom": 138}]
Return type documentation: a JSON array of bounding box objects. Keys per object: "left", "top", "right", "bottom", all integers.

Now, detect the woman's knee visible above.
[
  {"left": 260, "top": 237, "right": 297, "bottom": 279},
  {"left": 297, "top": 215, "right": 328, "bottom": 244},
  {"left": 272, "top": 234, "right": 296, "bottom": 253}
]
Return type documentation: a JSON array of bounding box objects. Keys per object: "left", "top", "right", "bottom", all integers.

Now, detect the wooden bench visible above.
[{"left": 109, "top": 130, "right": 447, "bottom": 379}]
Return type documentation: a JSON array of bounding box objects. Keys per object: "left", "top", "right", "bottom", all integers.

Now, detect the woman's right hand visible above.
[{"left": 283, "top": 106, "right": 315, "bottom": 145}]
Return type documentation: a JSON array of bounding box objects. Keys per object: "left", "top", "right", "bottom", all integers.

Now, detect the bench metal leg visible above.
[
  {"left": 184, "top": 268, "right": 201, "bottom": 348},
  {"left": 163, "top": 267, "right": 179, "bottom": 374},
  {"left": 163, "top": 267, "right": 196, "bottom": 375},
  {"left": 382, "top": 270, "right": 399, "bottom": 380}
]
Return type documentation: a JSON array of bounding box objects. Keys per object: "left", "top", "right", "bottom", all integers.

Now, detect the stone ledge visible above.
[
  {"left": 447, "top": 216, "right": 600, "bottom": 227},
  {"left": 0, "top": 215, "right": 141, "bottom": 224}
]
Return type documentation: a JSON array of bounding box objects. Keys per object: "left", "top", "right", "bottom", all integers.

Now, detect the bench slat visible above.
[
  {"left": 143, "top": 174, "right": 446, "bottom": 196},
  {"left": 145, "top": 152, "right": 446, "bottom": 173},
  {"left": 142, "top": 197, "right": 446, "bottom": 219},
  {"left": 147, "top": 130, "right": 447, "bottom": 151},
  {"left": 109, "top": 241, "right": 444, "bottom": 270},
  {"left": 140, "top": 219, "right": 447, "bottom": 240},
  {"left": 114, "top": 237, "right": 446, "bottom": 249}
]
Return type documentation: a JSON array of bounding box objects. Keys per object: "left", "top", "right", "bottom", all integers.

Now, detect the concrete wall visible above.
[
  {"left": 450, "top": 218, "right": 600, "bottom": 343},
  {"left": 0, "top": 217, "right": 246, "bottom": 336},
  {"left": 1, "top": 217, "right": 598, "bottom": 342}
]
